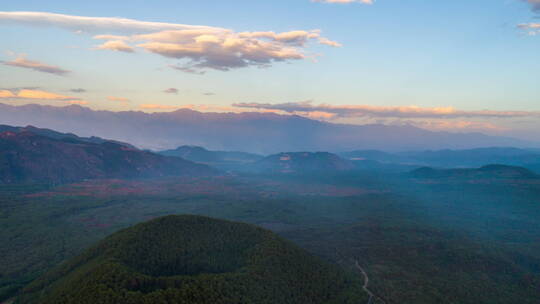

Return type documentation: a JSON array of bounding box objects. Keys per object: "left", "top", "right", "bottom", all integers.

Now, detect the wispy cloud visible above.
[
  {"left": 518, "top": 22, "right": 540, "bottom": 35},
  {"left": 2, "top": 55, "right": 70, "bottom": 75},
  {"left": 163, "top": 88, "right": 178, "bottom": 94},
  {"left": 0, "top": 11, "right": 340, "bottom": 73},
  {"left": 0, "top": 11, "right": 212, "bottom": 33},
  {"left": 140, "top": 104, "right": 179, "bottom": 110},
  {"left": 66, "top": 100, "right": 89, "bottom": 105},
  {"left": 69, "top": 88, "right": 87, "bottom": 93},
  {"left": 107, "top": 96, "right": 130, "bottom": 102},
  {"left": 0, "top": 89, "right": 82, "bottom": 101},
  {"left": 312, "top": 0, "right": 373, "bottom": 4},
  {"left": 233, "top": 101, "right": 540, "bottom": 119},
  {"left": 518, "top": 1, "right": 540, "bottom": 35},
  {"left": 95, "top": 40, "right": 135, "bottom": 53},
  {"left": 524, "top": 0, "right": 540, "bottom": 12},
  {"left": 140, "top": 103, "right": 238, "bottom": 112}
]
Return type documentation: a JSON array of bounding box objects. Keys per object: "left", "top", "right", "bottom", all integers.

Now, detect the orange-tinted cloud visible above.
[
  {"left": 234, "top": 101, "right": 540, "bottom": 119},
  {"left": 0, "top": 89, "right": 80, "bottom": 101},
  {"left": 0, "top": 11, "right": 340, "bottom": 73},
  {"left": 95, "top": 40, "right": 135, "bottom": 53},
  {"left": 2, "top": 55, "right": 70, "bottom": 75},
  {"left": 140, "top": 104, "right": 179, "bottom": 110},
  {"left": 107, "top": 96, "right": 130, "bottom": 102},
  {"left": 0, "top": 90, "right": 16, "bottom": 98},
  {"left": 66, "top": 100, "right": 89, "bottom": 105}
]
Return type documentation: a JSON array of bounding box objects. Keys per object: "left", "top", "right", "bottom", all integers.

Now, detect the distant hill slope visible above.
[
  {"left": 0, "top": 129, "right": 216, "bottom": 184},
  {"left": 0, "top": 103, "right": 535, "bottom": 153},
  {"left": 0, "top": 124, "right": 133, "bottom": 148},
  {"left": 411, "top": 164, "right": 538, "bottom": 180},
  {"left": 160, "top": 145, "right": 263, "bottom": 163},
  {"left": 20, "top": 215, "right": 367, "bottom": 304},
  {"left": 341, "top": 147, "right": 540, "bottom": 173},
  {"left": 252, "top": 152, "right": 355, "bottom": 174}
]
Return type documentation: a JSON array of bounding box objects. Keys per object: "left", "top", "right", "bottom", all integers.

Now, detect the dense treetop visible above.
[{"left": 19, "top": 215, "right": 367, "bottom": 304}]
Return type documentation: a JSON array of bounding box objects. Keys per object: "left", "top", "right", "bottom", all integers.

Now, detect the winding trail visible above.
[{"left": 354, "top": 260, "right": 386, "bottom": 304}]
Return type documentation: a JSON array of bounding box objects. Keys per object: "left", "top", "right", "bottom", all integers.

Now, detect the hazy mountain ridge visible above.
[
  {"left": 0, "top": 127, "right": 216, "bottom": 184},
  {"left": 160, "top": 145, "right": 263, "bottom": 163},
  {"left": 0, "top": 124, "right": 133, "bottom": 148},
  {"left": 0, "top": 103, "right": 534, "bottom": 153}
]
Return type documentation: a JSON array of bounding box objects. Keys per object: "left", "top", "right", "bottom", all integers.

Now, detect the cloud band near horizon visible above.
[{"left": 233, "top": 101, "right": 540, "bottom": 119}]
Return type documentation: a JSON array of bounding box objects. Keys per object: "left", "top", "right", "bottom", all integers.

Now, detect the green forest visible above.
[{"left": 19, "top": 215, "right": 367, "bottom": 304}]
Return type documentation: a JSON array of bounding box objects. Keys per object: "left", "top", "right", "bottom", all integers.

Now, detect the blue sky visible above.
[{"left": 0, "top": 0, "right": 539, "bottom": 140}]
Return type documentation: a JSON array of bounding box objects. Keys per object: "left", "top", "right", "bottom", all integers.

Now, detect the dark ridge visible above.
[{"left": 0, "top": 129, "right": 216, "bottom": 184}]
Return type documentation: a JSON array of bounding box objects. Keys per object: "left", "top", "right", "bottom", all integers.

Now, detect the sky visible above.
[{"left": 0, "top": 0, "right": 539, "bottom": 141}]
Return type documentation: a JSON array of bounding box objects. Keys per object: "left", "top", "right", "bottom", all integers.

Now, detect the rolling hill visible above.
[{"left": 19, "top": 215, "right": 367, "bottom": 304}]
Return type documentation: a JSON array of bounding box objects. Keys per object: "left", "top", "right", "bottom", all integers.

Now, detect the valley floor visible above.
[{"left": 1, "top": 172, "right": 539, "bottom": 303}]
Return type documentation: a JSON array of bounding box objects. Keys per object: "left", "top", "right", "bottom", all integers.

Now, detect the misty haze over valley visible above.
[{"left": 2, "top": 1, "right": 540, "bottom": 303}]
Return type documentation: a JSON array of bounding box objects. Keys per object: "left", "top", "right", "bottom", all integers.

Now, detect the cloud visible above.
[
  {"left": 203, "top": 92, "right": 215, "bottom": 96},
  {"left": 0, "top": 11, "right": 213, "bottom": 33},
  {"left": 66, "top": 100, "right": 89, "bottom": 105},
  {"left": 2, "top": 55, "right": 70, "bottom": 75},
  {"left": 0, "top": 90, "right": 16, "bottom": 98},
  {"left": 95, "top": 40, "right": 135, "bottom": 53},
  {"left": 518, "top": 22, "right": 540, "bottom": 35},
  {"left": 517, "top": 1, "right": 540, "bottom": 35},
  {"left": 524, "top": 0, "right": 540, "bottom": 12},
  {"left": 233, "top": 101, "right": 540, "bottom": 119},
  {"left": 132, "top": 29, "right": 338, "bottom": 72},
  {"left": 0, "top": 89, "right": 82, "bottom": 101},
  {"left": 107, "top": 96, "right": 130, "bottom": 102},
  {"left": 140, "top": 104, "right": 179, "bottom": 110},
  {"left": 140, "top": 103, "right": 238, "bottom": 112},
  {"left": 0, "top": 11, "right": 340, "bottom": 72},
  {"left": 163, "top": 88, "right": 178, "bottom": 94},
  {"left": 411, "top": 120, "right": 504, "bottom": 131},
  {"left": 70, "top": 88, "right": 87, "bottom": 93},
  {"left": 312, "top": 0, "right": 373, "bottom": 4}
]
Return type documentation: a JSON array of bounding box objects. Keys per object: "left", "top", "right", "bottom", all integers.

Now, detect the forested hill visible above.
[
  {"left": 19, "top": 215, "right": 367, "bottom": 304},
  {"left": 0, "top": 130, "right": 216, "bottom": 184}
]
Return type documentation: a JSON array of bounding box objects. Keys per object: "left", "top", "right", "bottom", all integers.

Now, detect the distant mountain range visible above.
[
  {"left": 0, "top": 126, "right": 216, "bottom": 184},
  {"left": 0, "top": 103, "right": 535, "bottom": 154}
]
